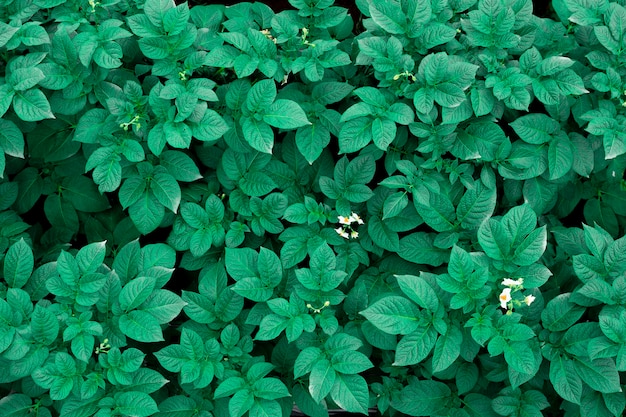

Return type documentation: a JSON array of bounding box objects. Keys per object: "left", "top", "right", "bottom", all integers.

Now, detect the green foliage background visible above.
[{"left": 1, "top": 0, "right": 626, "bottom": 416}]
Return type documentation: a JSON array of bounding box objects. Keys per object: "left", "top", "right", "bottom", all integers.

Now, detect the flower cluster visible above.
[
  {"left": 499, "top": 278, "right": 536, "bottom": 312},
  {"left": 335, "top": 212, "right": 364, "bottom": 239}
]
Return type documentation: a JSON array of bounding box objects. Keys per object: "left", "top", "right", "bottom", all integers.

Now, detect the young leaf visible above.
[
  {"left": 330, "top": 373, "right": 369, "bottom": 414},
  {"left": 360, "top": 296, "right": 420, "bottom": 335},
  {"left": 3, "top": 238, "right": 33, "bottom": 289},
  {"left": 263, "top": 100, "right": 310, "bottom": 129},
  {"left": 119, "top": 310, "right": 164, "bottom": 342}
]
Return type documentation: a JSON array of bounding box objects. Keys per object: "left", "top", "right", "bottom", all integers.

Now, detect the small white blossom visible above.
[
  {"left": 524, "top": 294, "right": 536, "bottom": 306},
  {"left": 335, "top": 227, "right": 349, "bottom": 239},
  {"left": 499, "top": 288, "right": 512, "bottom": 309},
  {"left": 350, "top": 230, "right": 359, "bottom": 239},
  {"left": 338, "top": 215, "right": 351, "bottom": 225},
  {"left": 502, "top": 278, "right": 524, "bottom": 287},
  {"left": 349, "top": 212, "right": 364, "bottom": 224}
]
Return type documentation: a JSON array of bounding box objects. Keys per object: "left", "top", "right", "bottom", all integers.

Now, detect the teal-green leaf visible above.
[
  {"left": 512, "top": 226, "right": 547, "bottom": 266},
  {"left": 395, "top": 274, "right": 439, "bottom": 311},
  {"left": 250, "top": 399, "right": 282, "bottom": 417},
  {"left": 296, "top": 123, "right": 330, "bottom": 164},
  {"left": 394, "top": 324, "right": 437, "bottom": 366},
  {"left": 119, "top": 276, "right": 157, "bottom": 312},
  {"left": 330, "top": 373, "right": 369, "bottom": 414},
  {"left": 119, "top": 310, "right": 164, "bottom": 342},
  {"left": 13, "top": 88, "right": 55, "bottom": 121},
  {"left": 393, "top": 379, "right": 451, "bottom": 416},
  {"left": 331, "top": 350, "right": 373, "bottom": 375},
  {"left": 0, "top": 119, "right": 24, "bottom": 158},
  {"left": 141, "top": 290, "right": 185, "bottom": 324},
  {"left": 264, "top": 99, "right": 311, "bottom": 129},
  {"left": 115, "top": 391, "right": 159, "bottom": 417},
  {"left": 130, "top": 192, "right": 165, "bottom": 234},
  {"left": 368, "top": 216, "right": 400, "bottom": 251},
  {"left": 239, "top": 171, "right": 276, "bottom": 197},
  {"left": 541, "top": 293, "right": 585, "bottom": 332},
  {"left": 309, "top": 358, "right": 336, "bottom": 403},
  {"left": 432, "top": 325, "right": 462, "bottom": 373},
  {"left": 510, "top": 113, "right": 560, "bottom": 144},
  {"left": 503, "top": 341, "right": 536, "bottom": 374},
  {"left": 151, "top": 172, "right": 181, "bottom": 213},
  {"left": 241, "top": 117, "right": 274, "bottom": 154},
  {"left": 550, "top": 355, "right": 582, "bottom": 404},
  {"left": 477, "top": 219, "right": 510, "bottom": 260},
  {"left": 4, "top": 238, "right": 33, "bottom": 288},
  {"left": 398, "top": 233, "right": 449, "bottom": 267},
  {"left": 31, "top": 305, "right": 59, "bottom": 346},
  {"left": 369, "top": 0, "right": 406, "bottom": 34},
  {"left": 246, "top": 79, "right": 276, "bottom": 113},
  {"left": 339, "top": 118, "right": 373, "bottom": 154},
  {"left": 573, "top": 357, "right": 621, "bottom": 394},
  {"left": 160, "top": 150, "right": 202, "bottom": 182},
  {"left": 548, "top": 133, "right": 574, "bottom": 180},
  {"left": 456, "top": 182, "right": 497, "bottom": 230},
  {"left": 360, "top": 295, "right": 419, "bottom": 335}
]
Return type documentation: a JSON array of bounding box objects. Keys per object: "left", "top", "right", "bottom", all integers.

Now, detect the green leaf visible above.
[
  {"left": 432, "top": 325, "right": 462, "bottom": 373},
  {"left": 541, "top": 293, "right": 585, "bottom": 332},
  {"left": 240, "top": 171, "right": 276, "bottom": 196},
  {"left": 331, "top": 350, "right": 373, "bottom": 375},
  {"left": 456, "top": 182, "right": 497, "bottom": 229},
  {"left": 339, "top": 118, "right": 373, "bottom": 153},
  {"left": 252, "top": 378, "right": 290, "bottom": 400},
  {"left": 230, "top": 389, "right": 255, "bottom": 417},
  {"left": 360, "top": 295, "right": 419, "bottom": 335},
  {"left": 393, "top": 380, "right": 451, "bottom": 416},
  {"left": 394, "top": 324, "right": 437, "bottom": 366},
  {"left": 369, "top": 0, "right": 406, "bottom": 34},
  {"left": 309, "top": 359, "right": 336, "bottom": 403},
  {"left": 12, "top": 88, "right": 55, "bottom": 121},
  {"left": 63, "top": 175, "right": 111, "bottom": 212},
  {"left": 0, "top": 119, "right": 24, "bottom": 158},
  {"left": 241, "top": 117, "right": 274, "bottom": 154},
  {"left": 548, "top": 133, "right": 574, "bottom": 180},
  {"left": 264, "top": 100, "right": 310, "bottom": 129},
  {"left": 4, "top": 238, "right": 33, "bottom": 288},
  {"left": 296, "top": 124, "right": 330, "bottom": 164},
  {"left": 477, "top": 219, "right": 510, "bottom": 260},
  {"left": 160, "top": 151, "right": 202, "bottom": 182},
  {"left": 368, "top": 216, "right": 399, "bottom": 251},
  {"left": 9, "top": 67, "right": 45, "bottom": 91},
  {"left": 119, "top": 310, "right": 164, "bottom": 342},
  {"left": 398, "top": 233, "right": 449, "bottom": 267},
  {"left": 249, "top": 399, "right": 281, "bottom": 417},
  {"left": 246, "top": 79, "right": 276, "bottom": 113},
  {"left": 550, "top": 355, "right": 582, "bottom": 404},
  {"left": 574, "top": 357, "right": 621, "bottom": 394},
  {"left": 151, "top": 172, "right": 181, "bottom": 213},
  {"left": 115, "top": 391, "right": 159, "bottom": 417},
  {"left": 510, "top": 113, "right": 560, "bottom": 144},
  {"left": 330, "top": 373, "right": 369, "bottom": 414},
  {"left": 119, "top": 276, "right": 157, "bottom": 312},
  {"left": 31, "top": 304, "right": 59, "bottom": 345},
  {"left": 395, "top": 274, "right": 439, "bottom": 311},
  {"left": 141, "top": 290, "right": 187, "bottom": 324},
  {"left": 130, "top": 192, "right": 165, "bottom": 234},
  {"left": 503, "top": 341, "right": 536, "bottom": 374}
]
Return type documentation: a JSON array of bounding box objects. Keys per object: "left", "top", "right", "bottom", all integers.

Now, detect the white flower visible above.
[
  {"left": 350, "top": 230, "right": 359, "bottom": 239},
  {"left": 349, "top": 212, "right": 364, "bottom": 224},
  {"left": 524, "top": 294, "right": 536, "bottom": 306},
  {"left": 502, "top": 278, "right": 524, "bottom": 287},
  {"left": 335, "top": 227, "right": 349, "bottom": 239},
  {"left": 338, "top": 215, "right": 351, "bottom": 225},
  {"left": 499, "top": 288, "right": 512, "bottom": 309}
]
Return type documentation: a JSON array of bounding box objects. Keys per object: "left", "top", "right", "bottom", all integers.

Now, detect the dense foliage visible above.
[{"left": 1, "top": 0, "right": 626, "bottom": 416}]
